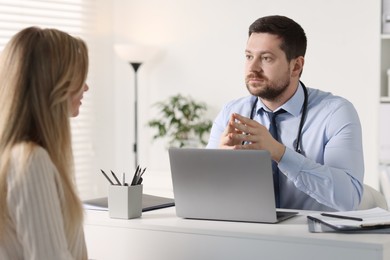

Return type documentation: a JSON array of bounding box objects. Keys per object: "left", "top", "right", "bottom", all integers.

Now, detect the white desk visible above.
[{"left": 84, "top": 207, "right": 390, "bottom": 260}]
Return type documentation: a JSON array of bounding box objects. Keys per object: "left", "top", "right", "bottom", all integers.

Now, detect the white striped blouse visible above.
[{"left": 0, "top": 145, "right": 87, "bottom": 260}]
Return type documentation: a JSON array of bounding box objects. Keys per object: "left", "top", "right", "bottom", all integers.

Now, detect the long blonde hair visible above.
[{"left": 0, "top": 27, "right": 88, "bottom": 240}]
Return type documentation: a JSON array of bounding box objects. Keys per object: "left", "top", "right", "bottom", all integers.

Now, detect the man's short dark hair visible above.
[{"left": 249, "top": 15, "right": 307, "bottom": 61}]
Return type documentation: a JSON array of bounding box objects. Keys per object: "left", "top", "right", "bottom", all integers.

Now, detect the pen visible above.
[
  {"left": 123, "top": 172, "right": 128, "bottom": 186},
  {"left": 136, "top": 167, "right": 147, "bottom": 185},
  {"left": 140, "top": 167, "right": 147, "bottom": 177},
  {"left": 131, "top": 165, "right": 140, "bottom": 186},
  {"left": 110, "top": 170, "right": 122, "bottom": 185},
  {"left": 320, "top": 213, "right": 363, "bottom": 222},
  {"left": 100, "top": 169, "right": 114, "bottom": 185}
]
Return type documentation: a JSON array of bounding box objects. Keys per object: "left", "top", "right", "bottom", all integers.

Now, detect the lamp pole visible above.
[{"left": 130, "top": 62, "right": 142, "bottom": 169}]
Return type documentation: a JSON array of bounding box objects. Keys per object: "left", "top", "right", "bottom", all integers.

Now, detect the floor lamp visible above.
[
  {"left": 130, "top": 61, "right": 142, "bottom": 169},
  {"left": 114, "top": 44, "right": 154, "bottom": 169}
]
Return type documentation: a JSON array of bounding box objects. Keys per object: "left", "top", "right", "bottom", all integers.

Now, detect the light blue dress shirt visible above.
[{"left": 206, "top": 83, "right": 364, "bottom": 211}]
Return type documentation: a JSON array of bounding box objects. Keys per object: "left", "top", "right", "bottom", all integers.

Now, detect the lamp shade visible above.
[{"left": 114, "top": 44, "right": 158, "bottom": 63}]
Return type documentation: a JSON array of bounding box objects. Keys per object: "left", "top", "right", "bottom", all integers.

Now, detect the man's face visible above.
[{"left": 245, "top": 33, "right": 292, "bottom": 101}]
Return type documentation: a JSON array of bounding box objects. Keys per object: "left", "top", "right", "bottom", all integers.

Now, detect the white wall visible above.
[
  {"left": 78, "top": 0, "right": 116, "bottom": 199},
  {"left": 86, "top": 0, "right": 381, "bottom": 198}
]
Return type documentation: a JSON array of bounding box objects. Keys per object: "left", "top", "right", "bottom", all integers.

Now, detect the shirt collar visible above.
[{"left": 256, "top": 82, "right": 305, "bottom": 117}]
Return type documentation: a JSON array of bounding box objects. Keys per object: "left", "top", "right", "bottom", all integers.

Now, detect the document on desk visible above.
[{"left": 307, "top": 207, "right": 390, "bottom": 233}]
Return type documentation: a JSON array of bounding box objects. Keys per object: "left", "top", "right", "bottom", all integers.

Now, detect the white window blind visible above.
[{"left": 0, "top": 0, "right": 97, "bottom": 199}]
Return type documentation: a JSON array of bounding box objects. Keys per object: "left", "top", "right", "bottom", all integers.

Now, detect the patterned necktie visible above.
[{"left": 264, "top": 109, "right": 286, "bottom": 208}]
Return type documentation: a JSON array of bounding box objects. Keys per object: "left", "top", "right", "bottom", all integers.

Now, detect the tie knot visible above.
[{"left": 264, "top": 109, "right": 286, "bottom": 121}]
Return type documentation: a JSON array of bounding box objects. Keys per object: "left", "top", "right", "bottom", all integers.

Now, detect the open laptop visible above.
[{"left": 168, "top": 148, "right": 298, "bottom": 223}]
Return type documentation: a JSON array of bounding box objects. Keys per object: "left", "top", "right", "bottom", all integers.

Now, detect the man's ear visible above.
[{"left": 291, "top": 56, "right": 304, "bottom": 77}]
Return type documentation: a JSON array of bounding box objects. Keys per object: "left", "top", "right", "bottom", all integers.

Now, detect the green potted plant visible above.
[{"left": 148, "top": 94, "right": 213, "bottom": 148}]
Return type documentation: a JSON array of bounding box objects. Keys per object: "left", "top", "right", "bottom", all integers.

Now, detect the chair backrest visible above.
[{"left": 358, "top": 184, "right": 388, "bottom": 210}]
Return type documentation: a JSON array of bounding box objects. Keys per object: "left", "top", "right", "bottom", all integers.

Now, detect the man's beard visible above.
[{"left": 245, "top": 72, "right": 290, "bottom": 101}]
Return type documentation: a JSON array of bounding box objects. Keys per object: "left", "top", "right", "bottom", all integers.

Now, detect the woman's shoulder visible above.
[
  {"left": 9, "top": 142, "right": 54, "bottom": 176},
  {"left": 11, "top": 142, "right": 48, "bottom": 156},
  {"left": 7, "top": 143, "right": 60, "bottom": 201}
]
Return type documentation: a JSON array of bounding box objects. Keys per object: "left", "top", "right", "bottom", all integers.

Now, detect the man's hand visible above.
[
  {"left": 219, "top": 113, "right": 286, "bottom": 162},
  {"left": 218, "top": 113, "right": 244, "bottom": 149}
]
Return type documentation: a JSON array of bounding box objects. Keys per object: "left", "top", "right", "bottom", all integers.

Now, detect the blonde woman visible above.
[{"left": 0, "top": 27, "right": 89, "bottom": 259}]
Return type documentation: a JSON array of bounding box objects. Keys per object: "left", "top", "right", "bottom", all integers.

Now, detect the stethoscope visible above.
[{"left": 249, "top": 81, "right": 308, "bottom": 154}]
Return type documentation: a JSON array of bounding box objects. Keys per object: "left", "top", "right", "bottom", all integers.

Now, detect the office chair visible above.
[{"left": 358, "top": 184, "right": 388, "bottom": 210}]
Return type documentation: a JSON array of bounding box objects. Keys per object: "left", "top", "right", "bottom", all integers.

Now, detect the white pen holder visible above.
[{"left": 108, "top": 184, "right": 143, "bottom": 219}]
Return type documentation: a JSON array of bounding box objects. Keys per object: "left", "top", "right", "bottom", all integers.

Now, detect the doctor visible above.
[{"left": 207, "top": 15, "right": 364, "bottom": 211}]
